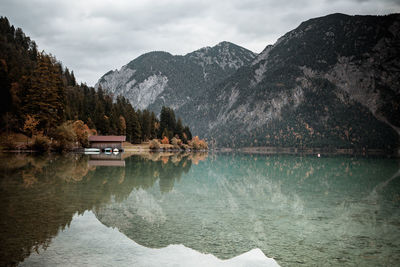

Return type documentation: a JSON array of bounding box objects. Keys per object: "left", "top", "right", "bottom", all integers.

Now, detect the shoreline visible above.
[
  {"left": 216, "top": 146, "right": 400, "bottom": 157},
  {"left": 1, "top": 147, "right": 398, "bottom": 158}
]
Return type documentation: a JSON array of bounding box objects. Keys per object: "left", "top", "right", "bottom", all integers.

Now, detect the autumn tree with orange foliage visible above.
[
  {"left": 189, "top": 136, "right": 208, "bottom": 150},
  {"left": 23, "top": 114, "right": 39, "bottom": 137},
  {"left": 72, "top": 120, "right": 93, "bottom": 147},
  {"left": 161, "top": 136, "right": 169, "bottom": 144}
]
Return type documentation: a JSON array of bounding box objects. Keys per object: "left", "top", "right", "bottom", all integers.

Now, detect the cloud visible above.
[{"left": 1, "top": 0, "right": 399, "bottom": 85}]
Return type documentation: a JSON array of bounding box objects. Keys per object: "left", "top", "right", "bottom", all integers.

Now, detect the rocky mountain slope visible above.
[
  {"left": 97, "top": 13, "right": 400, "bottom": 150},
  {"left": 96, "top": 42, "right": 256, "bottom": 111},
  {"left": 189, "top": 13, "right": 400, "bottom": 149}
]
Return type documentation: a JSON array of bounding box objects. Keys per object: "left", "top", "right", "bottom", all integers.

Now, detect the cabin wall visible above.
[{"left": 90, "top": 142, "right": 122, "bottom": 149}]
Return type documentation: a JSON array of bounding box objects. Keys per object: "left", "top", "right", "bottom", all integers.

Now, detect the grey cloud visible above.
[{"left": 1, "top": 0, "right": 399, "bottom": 85}]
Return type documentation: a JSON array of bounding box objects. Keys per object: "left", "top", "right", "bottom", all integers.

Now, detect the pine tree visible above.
[
  {"left": 29, "top": 41, "right": 37, "bottom": 61},
  {"left": 159, "top": 106, "right": 176, "bottom": 139},
  {"left": 159, "top": 106, "right": 168, "bottom": 138},
  {"left": 94, "top": 100, "right": 106, "bottom": 134},
  {"left": 150, "top": 112, "right": 157, "bottom": 139},
  {"left": 124, "top": 105, "right": 141, "bottom": 143},
  {"left": 23, "top": 53, "right": 65, "bottom": 133},
  {"left": 87, "top": 117, "right": 95, "bottom": 129},
  {"left": 0, "top": 59, "right": 11, "bottom": 116},
  {"left": 175, "top": 118, "right": 184, "bottom": 140},
  {"left": 167, "top": 108, "right": 176, "bottom": 136},
  {"left": 141, "top": 110, "right": 151, "bottom": 141},
  {"left": 118, "top": 115, "right": 126, "bottom": 135},
  {"left": 130, "top": 111, "right": 142, "bottom": 144},
  {"left": 70, "top": 70, "right": 76, "bottom": 86},
  {"left": 184, "top": 126, "right": 192, "bottom": 141}
]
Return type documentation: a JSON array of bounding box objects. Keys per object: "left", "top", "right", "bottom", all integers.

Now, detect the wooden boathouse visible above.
[{"left": 88, "top": 136, "right": 126, "bottom": 150}]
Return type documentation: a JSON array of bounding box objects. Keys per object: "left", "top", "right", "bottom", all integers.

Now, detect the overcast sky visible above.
[{"left": 1, "top": 0, "right": 399, "bottom": 85}]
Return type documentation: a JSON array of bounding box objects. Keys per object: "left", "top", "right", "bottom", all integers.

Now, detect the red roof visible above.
[{"left": 88, "top": 136, "right": 126, "bottom": 142}]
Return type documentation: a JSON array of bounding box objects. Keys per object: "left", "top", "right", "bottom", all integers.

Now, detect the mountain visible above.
[
  {"left": 201, "top": 13, "right": 400, "bottom": 149},
  {"left": 96, "top": 41, "right": 256, "bottom": 111},
  {"left": 97, "top": 14, "right": 400, "bottom": 150},
  {"left": 187, "top": 13, "right": 400, "bottom": 150}
]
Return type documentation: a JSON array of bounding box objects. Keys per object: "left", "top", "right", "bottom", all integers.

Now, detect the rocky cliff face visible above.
[{"left": 97, "top": 13, "right": 400, "bottom": 150}]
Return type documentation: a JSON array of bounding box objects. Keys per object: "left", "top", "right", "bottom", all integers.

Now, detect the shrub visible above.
[
  {"left": 198, "top": 139, "right": 208, "bottom": 150},
  {"left": 161, "top": 136, "right": 169, "bottom": 144},
  {"left": 189, "top": 136, "right": 199, "bottom": 149},
  {"left": 31, "top": 134, "right": 51, "bottom": 152},
  {"left": 171, "top": 137, "right": 182, "bottom": 149},
  {"left": 149, "top": 139, "right": 161, "bottom": 150},
  {"left": 52, "top": 121, "right": 77, "bottom": 152},
  {"left": 189, "top": 136, "right": 208, "bottom": 150},
  {"left": 181, "top": 144, "right": 191, "bottom": 150}
]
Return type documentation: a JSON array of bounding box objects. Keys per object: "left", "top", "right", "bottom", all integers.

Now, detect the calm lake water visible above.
[{"left": 0, "top": 152, "right": 399, "bottom": 266}]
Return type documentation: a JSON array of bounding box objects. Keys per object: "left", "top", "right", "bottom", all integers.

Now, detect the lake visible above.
[{"left": 0, "top": 152, "right": 399, "bottom": 266}]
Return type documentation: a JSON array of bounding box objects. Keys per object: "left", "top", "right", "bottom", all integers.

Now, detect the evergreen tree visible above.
[
  {"left": 175, "top": 118, "right": 184, "bottom": 140},
  {"left": 130, "top": 111, "right": 142, "bottom": 144},
  {"left": 70, "top": 70, "right": 76, "bottom": 86},
  {"left": 23, "top": 53, "right": 64, "bottom": 133},
  {"left": 94, "top": 100, "right": 106, "bottom": 134},
  {"left": 159, "top": 106, "right": 176, "bottom": 139},
  {"left": 87, "top": 117, "right": 95, "bottom": 130},
  {"left": 141, "top": 110, "right": 151, "bottom": 141},
  {"left": 122, "top": 104, "right": 140, "bottom": 143},
  {"left": 118, "top": 115, "right": 126, "bottom": 135},
  {"left": 183, "top": 126, "right": 192, "bottom": 141},
  {"left": 150, "top": 112, "right": 157, "bottom": 139},
  {"left": 29, "top": 41, "right": 37, "bottom": 61},
  {"left": 159, "top": 106, "right": 168, "bottom": 138},
  {"left": 109, "top": 108, "right": 119, "bottom": 134},
  {"left": 0, "top": 59, "right": 11, "bottom": 116},
  {"left": 168, "top": 108, "right": 176, "bottom": 135}
]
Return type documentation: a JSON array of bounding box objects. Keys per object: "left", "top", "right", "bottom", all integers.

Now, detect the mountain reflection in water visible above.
[{"left": 0, "top": 152, "right": 399, "bottom": 266}]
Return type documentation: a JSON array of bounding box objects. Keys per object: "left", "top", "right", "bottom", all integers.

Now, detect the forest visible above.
[{"left": 0, "top": 16, "right": 203, "bottom": 151}]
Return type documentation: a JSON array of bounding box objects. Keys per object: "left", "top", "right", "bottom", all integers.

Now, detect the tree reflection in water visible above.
[{"left": 0, "top": 152, "right": 207, "bottom": 266}]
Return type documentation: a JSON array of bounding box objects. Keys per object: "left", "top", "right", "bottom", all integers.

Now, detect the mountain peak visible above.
[
  {"left": 215, "top": 41, "right": 234, "bottom": 47},
  {"left": 188, "top": 41, "right": 254, "bottom": 55},
  {"left": 186, "top": 41, "right": 256, "bottom": 71}
]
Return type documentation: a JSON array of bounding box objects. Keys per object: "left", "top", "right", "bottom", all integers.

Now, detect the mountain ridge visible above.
[{"left": 96, "top": 41, "right": 256, "bottom": 111}]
